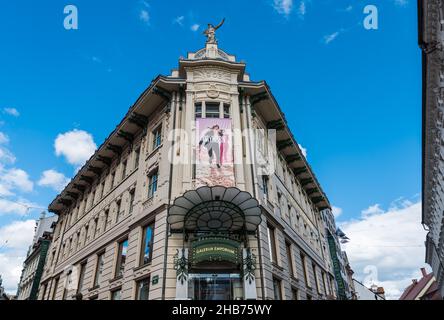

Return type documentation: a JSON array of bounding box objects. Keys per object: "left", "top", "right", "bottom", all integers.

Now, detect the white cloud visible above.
[
  {"left": 191, "top": 24, "right": 200, "bottom": 32},
  {"left": 0, "top": 168, "right": 33, "bottom": 193},
  {"left": 332, "top": 206, "right": 343, "bottom": 218},
  {"left": 0, "top": 147, "right": 16, "bottom": 164},
  {"left": 394, "top": 0, "right": 408, "bottom": 6},
  {"left": 38, "top": 169, "right": 70, "bottom": 192},
  {"left": 323, "top": 31, "right": 340, "bottom": 44},
  {"left": 174, "top": 16, "right": 185, "bottom": 26},
  {"left": 0, "top": 219, "right": 36, "bottom": 294},
  {"left": 273, "top": 0, "right": 293, "bottom": 16},
  {"left": 140, "top": 9, "right": 150, "bottom": 24},
  {"left": 3, "top": 108, "right": 20, "bottom": 117},
  {"left": 54, "top": 129, "right": 97, "bottom": 167},
  {"left": 361, "top": 203, "right": 384, "bottom": 217},
  {"left": 0, "top": 132, "right": 9, "bottom": 144},
  {"left": 298, "top": 1, "right": 306, "bottom": 17},
  {"left": 298, "top": 144, "right": 307, "bottom": 158},
  {"left": 340, "top": 199, "right": 428, "bottom": 299},
  {"left": 345, "top": 5, "right": 353, "bottom": 12},
  {"left": 91, "top": 56, "right": 102, "bottom": 64}
]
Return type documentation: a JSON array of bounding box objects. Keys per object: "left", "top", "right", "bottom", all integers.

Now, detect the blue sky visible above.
[{"left": 0, "top": 0, "right": 424, "bottom": 297}]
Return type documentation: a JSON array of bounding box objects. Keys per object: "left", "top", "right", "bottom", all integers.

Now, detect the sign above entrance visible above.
[{"left": 191, "top": 238, "right": 241, "bottom": 266}]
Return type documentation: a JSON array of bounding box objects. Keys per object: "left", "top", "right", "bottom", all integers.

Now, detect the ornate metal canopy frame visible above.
[{"left": 168, "top": 186, "right": 262, "bottom": 240}]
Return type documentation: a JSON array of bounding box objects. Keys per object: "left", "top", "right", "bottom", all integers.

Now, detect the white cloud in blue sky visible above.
[
  {"left": 3, "top": 108, "right": 19, "bottom": 117},
  {"left": 54, "top": 129, "right": 97, "bottom": 167},
  {"left": 38, "top": 169, "right": 70, "bottom": 193},
  {"left": 340, "top": 198, "right": 427, "bottom": 299},
  {"left": 273, "top": 0, "right": 294, "bottom": 16}
]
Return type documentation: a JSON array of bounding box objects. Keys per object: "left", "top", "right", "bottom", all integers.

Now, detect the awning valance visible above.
[{"left": 168, "top": 186, "right": 262, "bottom": 234}]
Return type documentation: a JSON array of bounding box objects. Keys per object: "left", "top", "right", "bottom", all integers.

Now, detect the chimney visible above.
[{"left": 420, "top": 267, "right": 427, "bottom": 277}]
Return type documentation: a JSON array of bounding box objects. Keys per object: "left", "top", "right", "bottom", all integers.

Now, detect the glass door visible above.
[{"left": 189, "top": 273, "right": 243, "bottom": 300}]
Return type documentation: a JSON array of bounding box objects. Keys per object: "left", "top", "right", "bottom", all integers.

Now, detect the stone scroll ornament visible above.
[
  {"left": 243, "top": 249, "right": 257, "bottom": 285},
  {"left": 174, "top": 248, "right": 189, "bottom": 285}
]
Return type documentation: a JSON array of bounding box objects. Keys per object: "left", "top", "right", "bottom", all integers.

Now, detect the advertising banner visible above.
[{"left": 196, "top": 118, "right": 235, "bottom": 187}]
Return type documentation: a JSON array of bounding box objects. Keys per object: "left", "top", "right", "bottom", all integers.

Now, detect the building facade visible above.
[
  {"left": 399, "top": 268, "right": 441, "bottom": 300},
  {"left": 38, "top": 34, "right": 338, "bottom": 300},
  {"left": 17, "top": 212, "right": 57, "bottom": 300},
  {"left": 320, "top": 208, "right": 355, "bottom": 299},
  {"left": 419, "top": 0, "right": 444, "bottom": 299},
  {"left": 352, "top": 279, "right": 385, "bottom": 301}
]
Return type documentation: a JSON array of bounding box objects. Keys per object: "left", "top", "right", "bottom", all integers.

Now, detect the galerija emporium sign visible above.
[{"left": 190, "top": 238, "right": 241, "bottom": 266}]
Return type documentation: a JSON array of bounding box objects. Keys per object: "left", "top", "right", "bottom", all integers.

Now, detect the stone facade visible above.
[
  {"left": 419, "top": 0, "right": 444, "bottom": 299},
  {"left": 17, "top": 213, "right": 57, "bottom": 300},
  {"left": 38, "top": 41, "right": 338, "bottom": 300}
]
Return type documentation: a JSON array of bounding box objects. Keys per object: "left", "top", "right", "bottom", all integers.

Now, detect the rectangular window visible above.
[
  {"left": 116, "top": 200, "right": 122, "bottom": 222},
  {"left": 121, "top": 160, "right": 127, "bottom": 180},
  {"left": 129, "top": 189, "right": 135, "bottom": 214},
  {"left": 313, "top": 263, "right": 321, "bottom": 293},
  {"left": 41, "top": 283, "right": 48, "bottom": 300},
  {"left": 110, "top": 171, "right": 116, "bottom": 189},
  {"left": 267, "top": 225, "right": 278, "bottom": 264},
  {"left": 205, "top": 102, "right": 220, "bottom": 118},
  {"left": 111, "top": 288, "right": 121, "bottom": 300},
  {"left": 273, "top": 278, "right": 282, "bottom": 300},
  {"left": 285, "top": 242, "right": 294, "bottom": 277},
  {"left": 135, "top": 277, "right": 150, "bottom": 300},
  {"left": 140, "top": 224, "right": 154, "bottom": 265},
  {"left": 62, "top": 271, "right": 72, "bottom": 300},
  {"left": 77, "top": 263, "right": 87, "bottom": 294},
  {"left": 93, "top": 253, "right": 104, "bottom": 287},
  {"left": 292, "top": 288, "right": 298, "bottom": 300},
  {"left": 223, "top": 104, "right": 231, "bottom": 118},
  {"left": 152, "top": 125, "right": 162, "bottom": 149},
  {"left": 195, "top": 102, "right": 202, "bottom": 119},
  {"left": 103, "top": 209, "right": 109, "bottom": 232},
  {"left": 100, "top": 181, "right": 105, "bottom": 198},
  {"left": 134, "top": 147, "right": 141, "bottom": 169},
  {"left": 262, "top": 175, "right": 269, "bottom": 196},
  {"left": 91, "top": 190, "right": 96, "bottom": 208},
  {"left": 301, "top": 253, "right": 310, "bottom": 287},
  {"left": 115, "top": 239, "right": 128, "bottom": 278},
  {"left": 148, "top": 171, "right": 158, "bottom": 198},
  {"left": 51, "top": 277, "right": 59, "bottom": 300},
  {"left": 306, "top": 294, "right": 312, "bottom": 301},
  {"left": 322, "top": 271, "right": 329, "bottom": 295}
]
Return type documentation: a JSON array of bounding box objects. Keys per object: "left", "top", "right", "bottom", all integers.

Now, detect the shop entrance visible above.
[{"left": 189, "top": 273, "right": 243, "bottom": 300}]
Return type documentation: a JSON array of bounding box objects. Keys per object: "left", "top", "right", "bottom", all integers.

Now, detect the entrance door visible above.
[{"left": 189, "top": 273, "right": 243, "bottom": 300}]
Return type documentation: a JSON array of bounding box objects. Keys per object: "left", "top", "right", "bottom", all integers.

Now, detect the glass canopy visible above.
[{"left": 168, "top": 186, "right": 262, "bottom": 234}]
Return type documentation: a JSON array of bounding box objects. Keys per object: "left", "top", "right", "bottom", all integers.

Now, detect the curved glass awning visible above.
[{"left": 168, "top": 186, "right": 262, "bottom": 234}]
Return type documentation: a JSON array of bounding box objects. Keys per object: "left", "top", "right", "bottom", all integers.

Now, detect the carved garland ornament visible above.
[{"left": 174, "top": 249, "right": 189, "bottom": 285}]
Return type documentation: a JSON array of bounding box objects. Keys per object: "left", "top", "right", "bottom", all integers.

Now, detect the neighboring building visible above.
[
  {"left": 320, "top": 208, "right": 354, "bottom": 300},
  {"left": 399, "top": 268, "right": 441, "bottom": 300},
  {"left": 16, "top": 212, "right": 57, "bottom": 300},
  {"left": 38, "top": 28, "right": 338, "bottom": 300},
  {"left": 352, "top": 279, "right": 385, "bottom": 300},
  {"left": 0, "top": 275, "right": 13, "bottom": 300},
  {"left": 419, "top": 0, "right": 444, "bottom": 299}
]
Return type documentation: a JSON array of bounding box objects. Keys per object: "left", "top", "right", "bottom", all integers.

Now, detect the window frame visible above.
[
  {"left": 148, "top": 171, "right": 158, "bottom": 198},
  {"left": 135, "top": 277, "right": 151, "bottom": 300},
  {"left": 152, "top": 125, "right": 162, "bottom": 150},
  {"left": 93, "top": 252, "right": 105, "bottom": 288},
  {"left": 139, "top": 223, "right": 155, "bottom": 266},
  {"left": 115, "top": 239, "right": 129, "bottom": 278}
]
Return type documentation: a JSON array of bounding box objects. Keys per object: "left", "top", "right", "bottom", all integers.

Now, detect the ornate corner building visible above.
[
  {"left": 419, "top": 0, "right": 444, "bottom": 299},
  {"left": 37, "top": 37, "right": 342, "bottom": 300}
]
